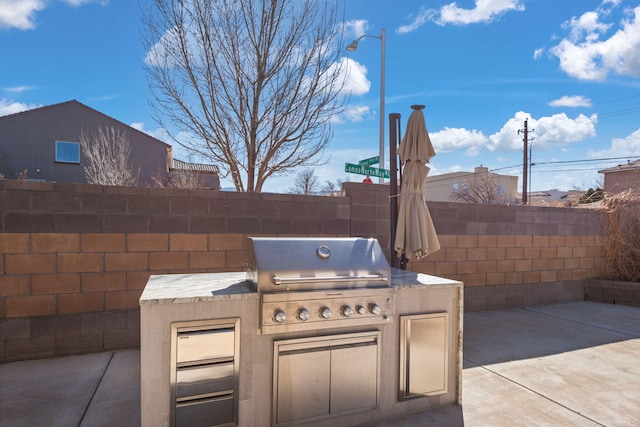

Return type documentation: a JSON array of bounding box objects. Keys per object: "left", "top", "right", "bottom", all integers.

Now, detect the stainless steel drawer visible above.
[
  {"left": 176, "top": 362, "right": 234, "bottom": 400},
  {"left": 177, "top": 328, "right": 235, "bottom": 364},
  {"left": 176, "top": 395, "right": 234, "bottom": 427}
]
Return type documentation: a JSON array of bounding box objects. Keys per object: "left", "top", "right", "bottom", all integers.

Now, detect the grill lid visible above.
[{"left": 246, "top": 237, "right": 391, "bottom": 292}]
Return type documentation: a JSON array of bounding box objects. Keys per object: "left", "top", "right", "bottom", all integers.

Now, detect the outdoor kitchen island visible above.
[{"left": 140, "top": 239, "right": 463, "bottom": 427}]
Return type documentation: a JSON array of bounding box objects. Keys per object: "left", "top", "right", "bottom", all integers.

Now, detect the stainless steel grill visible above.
[{"left": 246, "top": 237, "right": 395, "bottom": 334}]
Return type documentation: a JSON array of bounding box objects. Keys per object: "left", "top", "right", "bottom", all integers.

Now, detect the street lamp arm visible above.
[{"left": 346, "top": 32, "right": 384, "bottom": 51}]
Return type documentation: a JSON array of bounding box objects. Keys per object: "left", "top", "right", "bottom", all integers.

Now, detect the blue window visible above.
[{"left": 55, "top": 141, "right": 80, "bottom": 163}]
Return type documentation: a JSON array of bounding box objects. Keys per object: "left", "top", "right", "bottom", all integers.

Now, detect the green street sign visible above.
[
  {"left": 344, "top": 163, "right": 390, "bottom": 179},
  {"left": 358, "top": 156, "right": 379, "bottom": 166}
]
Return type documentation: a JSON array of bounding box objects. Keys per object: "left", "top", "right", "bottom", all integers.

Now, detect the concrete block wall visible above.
[
  {"left": 0, "top": 180, "right": 350, "bottom": 362},
  {"left": 1, "top": 180, "right": 608, "bottom": 361},
  {"left": 585, "top": 279, "right": 640, "bottom": 307},
  {"left": 343, "top": 183, "right": 607, "bottom": 312}
]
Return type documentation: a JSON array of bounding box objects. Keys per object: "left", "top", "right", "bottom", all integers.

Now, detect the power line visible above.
[
  {"left": 489, "top": 155, "right": 640, "bottom": 173},
  {"left": 597, "top": 105, "right": 640, "bottom": 119}
]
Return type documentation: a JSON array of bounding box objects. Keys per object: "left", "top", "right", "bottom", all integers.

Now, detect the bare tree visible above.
[
  {"left": 80, "top": 126, "right": 140, "bottom": 186},
  {"left": 290, "top": 168, "right": 319, "bottom": 195},
  {"left": 151, "top": 168, "right": 206, "bottom": 189},
  {"left": 142, "top": 0, "right": 347, "bottom": 192},
  {"left": 451, "top": 171, "right": 502, "bottom": 204},
  {"left": 321, "top": 177, "right": 347, "bottom": 196}
]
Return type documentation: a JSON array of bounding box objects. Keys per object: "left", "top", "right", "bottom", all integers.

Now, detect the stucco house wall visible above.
[
  {"left": 424, "top": 166, "right": 519, "bottom": 204},
  {"left": 0, "top": 100, "right": 171, "bottom": 186},
  {"left": 599, "top": 160, "right": 640, "bottom": 194}
]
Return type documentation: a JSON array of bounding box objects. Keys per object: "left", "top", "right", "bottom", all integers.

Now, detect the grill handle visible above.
[{"left": 272, "top": 274, "right": 388, "bottom": 286}]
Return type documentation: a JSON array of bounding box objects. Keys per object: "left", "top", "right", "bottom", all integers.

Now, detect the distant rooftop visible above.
[{"left": 171, "top": 158, "right": 219, "bottom": 174}]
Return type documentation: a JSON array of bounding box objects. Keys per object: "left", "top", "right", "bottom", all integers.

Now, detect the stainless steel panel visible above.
[
  {"left": 276, "top": 347, "right": 331, "bottom": 425},
  {"left": 273, "top": 332, "right": 380, "bottom": 426},
  {"left": 176, "top": 362, "right": 234, "bottom": 400},
  {"left": 247, "top": 237, "right": 391, "bottom": 292},
  {"left": 330, "top": 341, "right": 378, "bottom": 413},
  {"left": 260, "top": 288, "right": 395, "bottom": 334},
  {"left": 175, "top": 395, "right": 234, "bottom": 427},
  {"left": 176, "top": 328, "right": 234, "bottom": 364},
  {"left": 170, "top": 319, "right": 239, "bottom": 427},
  {"left": 399, "top": 313, "right": 449, "bottom": 399}
]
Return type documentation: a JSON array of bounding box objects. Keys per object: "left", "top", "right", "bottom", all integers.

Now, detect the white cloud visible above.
[
  {"left": 343, "top": 19, "right": 369, "bottom": 38},
  {"left": 486, "top": 111, "right": 597, "bottom": 152},
  {"left": 3, "top": 85, "right": 35, "bottom": 93},
  {"left": 0, "top": 99, "right": 38, "bottom": 116},
  {"left": 396, "top": 7, "right": 434, "bottom": 34},
  {"left": 430, "top": 127, "right": 488, "bottom": 155},
  {"left": 436, "top": 0, "right": 525, "bottom": 26},
  {"left": 397, "top": 0, "right": 525, "bottom": 33},
  {"left": 0, "top": 0, "right": 107, "bottom": 30},
  {"left": 130, "top": 122, "right": 171, "bottom": 143},
  {"left": 550, "top": 5, "right": 640, "bottom": 80},
  {"left": 533, "top": 47, "right": 544, "bottom": 60},
  {"left": 588, "top": 127, "right": 640, "bottom": 158},
  {"left": 548, "top": 95, "right": 592, "bottom": 108},
  {"left": 340, "top": 58, "right": 370, "bottom": 96},
  {"left": 332, "top": 105, "right": 372, "bottom": 124},
  {"left": 0, "top": 0, "right": 45, "bottom": 30}
]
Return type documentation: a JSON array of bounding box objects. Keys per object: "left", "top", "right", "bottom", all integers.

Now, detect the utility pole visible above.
[{"left": 518, "top": 119, "right": 534, "bottom": 204}]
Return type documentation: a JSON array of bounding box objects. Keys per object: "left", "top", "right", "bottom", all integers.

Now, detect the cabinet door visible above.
[
  {"left": 175, "top": 395, "right": 234, "bottom": 427},
  {"left": 330, "top": 342, "right": 378, "bottom": 413},
  {"left": 276, "top": 348, "right": 331, "bottom": 424},
  {"left": 400, "top": 313, "right": 449, "bottom": 399}
]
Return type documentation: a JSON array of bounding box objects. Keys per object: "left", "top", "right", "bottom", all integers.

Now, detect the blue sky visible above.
[{"left": 2, "top": 0, "right": 640, "bottom": 193}]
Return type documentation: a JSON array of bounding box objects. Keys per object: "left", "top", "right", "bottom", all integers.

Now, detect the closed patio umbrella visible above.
[{"left": 394, "top": 105, "right": 440, "bottom": 261}]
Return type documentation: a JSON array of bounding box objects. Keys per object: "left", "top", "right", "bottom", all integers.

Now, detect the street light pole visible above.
[{"left": 347, "top": 28, "right": 386, "bottom": 183}]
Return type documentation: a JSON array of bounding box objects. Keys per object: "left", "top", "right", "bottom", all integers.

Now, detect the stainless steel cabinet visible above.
[
  {"left": 399, "top": 312, "right": 449, "bottom": 400},
  {"left": 276, "top": 346, "right": 331, "bottom": 424},
  {"left": 170, "top": 319, "right": 239, "bottom": 427},
  {"left": 273, "top": 331, "right": 380, "bottom": 426}
]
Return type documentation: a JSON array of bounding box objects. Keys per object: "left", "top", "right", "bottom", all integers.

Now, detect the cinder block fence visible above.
[{"left": 0, "top": 180, "right": 606, "bottom": 361}]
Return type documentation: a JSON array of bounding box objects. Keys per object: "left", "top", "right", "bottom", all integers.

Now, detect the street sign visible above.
[
  {"left": 344, "top": 163, "right": 390, "bottom": 179},
  {"left": 358, "top": 156, "right": 379, "bottom": 166}
]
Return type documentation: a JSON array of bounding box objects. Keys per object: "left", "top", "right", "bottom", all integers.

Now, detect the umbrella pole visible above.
[{"left": 389, "top": 113, "right": 401, "bottom": 269}]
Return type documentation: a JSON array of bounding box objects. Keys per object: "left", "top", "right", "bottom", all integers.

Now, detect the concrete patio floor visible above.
[{"left": 2, "top": 301, "right": 640, "bottom": 426}]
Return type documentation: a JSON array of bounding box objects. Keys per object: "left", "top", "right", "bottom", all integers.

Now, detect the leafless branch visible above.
[
  {"left": 289, "top": 168, "right": 319, "bottom": 195},
  {"left": 450, "top": 171, "right": 504, "bottom": 204},
  {"left": 142, "top": 0, "right": 347, "bottom": 192},
  {"left": 80, "top": 126, "right": 140, "bottom": 186}
]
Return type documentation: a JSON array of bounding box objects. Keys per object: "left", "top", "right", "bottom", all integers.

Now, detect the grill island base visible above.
[
  {"left": 140, "top": 237, "right": 462, "bottom": 427},
  {"left": 140, "top": 269, "right": 463, "bottom": 427}
]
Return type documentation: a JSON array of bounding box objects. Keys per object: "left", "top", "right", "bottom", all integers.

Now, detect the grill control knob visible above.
[
  {"left": 298, "top": 308, "right": 311, "bottom": 321},
  {"left": 369, "top": 303, "right": 382, "bottom": 316},
  {"left": 320, "top": 307, "right": 332, "bottom": 319},
  {"left": 356, "top": 305, "right": 366, "bottom": 315},
  {"left": 341, "top": 305, "right": 354, "bottom": 318},
  {"left": 274, "top": 309, "right": 287, "bottom": 323}
]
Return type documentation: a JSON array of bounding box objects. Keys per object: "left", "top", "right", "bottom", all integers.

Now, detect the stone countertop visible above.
[
  {"left": 140, "top": 269, "right": 462, "bottom": 306},
  {"left": 139, "top": 272, "right": 257, "bottom": 305},
  {"left": 390, "top": 268, "right": 463, "bottom": 289}
]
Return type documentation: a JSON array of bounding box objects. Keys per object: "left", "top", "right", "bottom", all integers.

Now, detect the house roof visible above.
[
  {"left": 171, "top": 158, "right": 219, "bottom": 175},
  {"left": 598, "top": 159, "right": 640, "bottom": 174},
  {"left": 0, "top": 99, "right": 171, "bottom": 149}
]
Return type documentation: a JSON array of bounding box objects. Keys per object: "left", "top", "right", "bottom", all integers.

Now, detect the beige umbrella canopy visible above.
[{"left": 394, "top": 105, "right": 440, "bottom": 261}]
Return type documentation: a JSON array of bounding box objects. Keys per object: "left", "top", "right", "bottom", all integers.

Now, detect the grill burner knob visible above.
[
  {"left": 298, "top": 308, "right": 311, "bottom": 321},
  {"left": 356, "top": 305, "right": 366, "bottom": 315},
  {"left": 274, "top": 309, "right": 287, "bottom": 323},
  {"left": 369, "top": 303, "right": 382, "bottom": 316},
  {"left": 320, "top": 307, "right": 332, "bottom": 319},
  {"left": 341, "top": 305, "right": 354, "bottom": 318}
]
